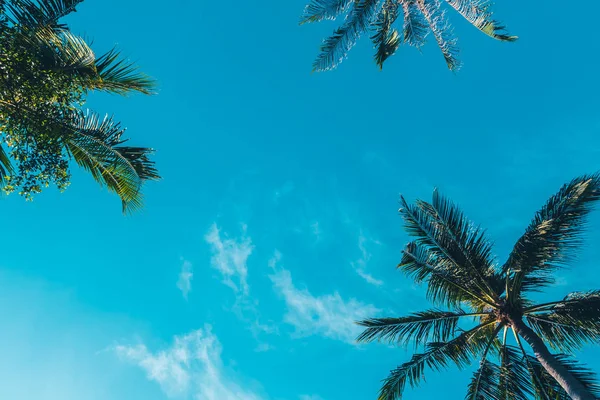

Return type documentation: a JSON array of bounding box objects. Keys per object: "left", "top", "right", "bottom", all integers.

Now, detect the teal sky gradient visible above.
[{"left": 3, "top": 0, "right": 600, "bottom": 399}]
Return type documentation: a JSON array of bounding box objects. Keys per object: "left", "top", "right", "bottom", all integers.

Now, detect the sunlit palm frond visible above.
[
  {"left": 400, "top": 0, "right": 428, "bottom": 47},
  {"left": 27, "top": 26, "right": 95, "bottom": 73},
  {"left": 378, "top": 321, "right": 496, "bottom": 400},
  {"left": 300, "top": 0, "right": 353, "bottom": 24},
  {"left": 371, "top": 0, "right": 400, "bottom": 69},
  {"left": 399, "top": 241, "right": 494, "bottom": 308},
  {"left": 61, "top": 110, "right": 159, "bottom": 213},
  {"left": 498, "top": 344, "right": 533, "bottom": 400},
  {"left": 91, "top": 48, "right": 155, "bottom": 95},
  {"left": 504, "top": 174, "right": 600, "bottom": 304},
  {"left": 465, "top": 360, "right": 500, "bottom": 400},
  {"left": 400, "top": 193, "right": 499, "bottom": 305},
  {"left": 357, "top": 309, "right": 485, "bottom": 346},
  {"left": 312, "top": 0, "right": 380, "bottom": 72},
  {"left": 414, "top": 0, "right": 460, "bottom": 70},
  {"left": 445, "top": 0, "right": 517, "bottom": 41},
  {"left": 7, "top": 0, "right": 83, "bottom": 28},
  {"left": 525, "top": 354, "right": 600, "bottom": 399},
  {"left": 0, "top": 144, "right": 13, "bottom": 185}
]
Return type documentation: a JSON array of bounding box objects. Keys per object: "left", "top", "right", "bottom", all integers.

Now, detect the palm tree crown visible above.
[
  {"left": 0, "top": 0, "right": 158, "bottom": 212},
  {"left": 358, "top": 174, "right": 600, "bottom": 400},
  {"left": 301, "top": 0, "right": 517, "bottom": 71}
]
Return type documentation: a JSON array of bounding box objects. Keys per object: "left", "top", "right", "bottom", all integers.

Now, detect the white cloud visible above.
[
  {"left": 269, "top": 252, "right": 379, "bottom": 344},
  {"left": 205, "top": 223, "right": 254, "bottom": 295},
  {"left": 177, "top": 259, "right": 193, "bottom": 300},
  {"left": 114, "top": 325, "right": 263, "bottom": 400},
  {"left": 299, "top": 396, "right": 324, "bottom": 400},
  {"left": 351, "top": 232, "right": 383, "bottom": 286}
]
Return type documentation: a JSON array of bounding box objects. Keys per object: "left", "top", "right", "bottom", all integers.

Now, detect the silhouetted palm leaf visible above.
[{"left": 6, "top": 0, "right": 82, "bottom": 28}]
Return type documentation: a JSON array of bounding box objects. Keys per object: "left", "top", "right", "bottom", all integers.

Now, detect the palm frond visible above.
[
  {"left": 503, "top": 173, "right": 600, "bottom": 304},
  {"left": 414, "top": 0, "right": 460, "bottom": 70},
  {"left": 399, "top": 241, "right": 494, "bottom": 308},
  {"left": 27, "top": 26, "right": 95, "bottom": 72},
  {"left": 445, "top": 0, "right": 517, "bottom": 41},
  {"left": 465, "top": 360, "right": 500, "bottom": 400},
  {"left": 312, "top": 0, "right": 381, "bottom": 72},
  {"left": 525, "top": 292, "right": 600, "bottom": 353},
  {"left": 92, "top": 48, "right": 155, "bottom": 95},
  {"left": 525, "top": 354, "right": 600, "bottom": 399},
  {"left": 0, "top": 143, "right": 13, "bottom": 185},
  {"left": 7, "top": 0, "right": 83, "bottom": 28},
  {"left": 371, "top": 0, "right": 400, "bottom": 69},
  {"left": 400, "top": 0, "right": 428, "bottom": 47},
  {"left": 378, "top": 321, "right": 496, "bottom": 400},
  {"left": 300, "top": 0, "right": 353, "bottom": 24},
  {"left": 400, "top": 193, "right": 499, "bottom": 305},
  {"left": 61, "top": 110, "right": 159, "bottom": 213},
  {"left": 357, "top": 309, "right": 484, "bottom": 346},
  {"left": 498, "top": 345, "right": 533, "bottom": 400}
]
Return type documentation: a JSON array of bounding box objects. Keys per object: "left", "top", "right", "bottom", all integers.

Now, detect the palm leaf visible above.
[
  {"left": 371, "top": 0, "right": 401, "bottom": 69},
  {"left": 400, "top": 0, "right": 428, "bottom": 47},
  {"left": 445, "top": 0, "right": 517, "bottom": 41},
  {"left": 503, "top": 174, "right": 600, "bottom": 304},
  {"left": 0, "top": 143, "right": 13, "bottom": 185},
  {"left": 400, "top": 193, "right": 499, "bottom": 305},
  {"left": 498, "top": 344, "right": 533, "bottom": 400},
  {"left": 399, "top": 241, "right": 494, "bottom": 308},
  {"left": 61, "top": 110, "right": 159, "bottom": 213},
  {"left": 378, "top": 321, "right": 496, "bottom": 400},
  {"left": 414, "top": 0, "right": 460, "bottom": 70},
  {"left": 26, "top": 26, "right": 95, "bottom": 73},
  {"left": 357, "top": 309, "right": 485, "bottom": 346},
  {"left": 300, "top": 0, "right": 353, "bottom": 24},
  {"left": 7, "top": 0, "right": 83, "bottom": 28},
  {"left": 312, "top": 0, "right": 381, "bottom": 72},
  {"left": 91, "top": 48, "right": 155, "bottom": 95},
  {"left": 465, "top": 360, "right": 500, "bottom": 400}
]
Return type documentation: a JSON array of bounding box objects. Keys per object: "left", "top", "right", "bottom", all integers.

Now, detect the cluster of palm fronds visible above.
[
  {"left": 0, "top": 0, "right": 158, "bottom": 212},
  {"left": 357, "top": 175, "right": 600, "bottom": 399},
  {"left": 301, "top": 0, "right": 517, "bottom": 71}
]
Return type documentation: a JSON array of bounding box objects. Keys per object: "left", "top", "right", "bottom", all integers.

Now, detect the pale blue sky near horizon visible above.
[{"left": 2, "top": 0, "right": 600, "bottom": 399}]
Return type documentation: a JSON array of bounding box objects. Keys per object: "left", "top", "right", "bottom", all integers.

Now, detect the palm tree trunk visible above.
[{"left": 511, "top": 317, "right": 595, "bottom": 400}]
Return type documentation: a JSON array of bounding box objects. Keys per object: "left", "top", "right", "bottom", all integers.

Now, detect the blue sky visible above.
[{"left": 3, "top": 0, "right": 600, "bottom": 399}]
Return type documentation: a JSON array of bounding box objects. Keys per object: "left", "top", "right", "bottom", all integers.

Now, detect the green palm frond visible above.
[
  {"left": 525, "top": 293, "right": 600, "bottom": 353},
  {"left": 445, "top": 0, "right": 517, "bottom": 41},
  {"left": 27, "top": 26, "right": 95, "bottom": 72},
  {"left": 62, "top": 110, "right": 159, "bottom": 213},
  {"left": 415, "top": 0, "right": 460, "bottom": 70},
  {"left": 498, "top": 345, "right": 533, "bottom": 400},
  {"left": 7, "top": 0, "right": 83, "bottom": 28},
  {"left": 0, "top": 143, "right": 13, "bottom": 185},
  {"left": 357, "top": 309, "right": 485, "bottom": 346},
  {"left": 525, "top": 354, "right": 600, "bottom": 399},
  {"left": 466, "top": 360, "right": 500, "bottom": 400},
  {"left": 312, "top": 0, "right": 380, "bottom": 72},
  {"left": 400, "top": 192, "right": 499, "bottom": 305},
  {"left": 504, "top": 174, "right": 600, "bottom": 304},
  {"left": 378, "top": 321, "right": 496, "bottom": 400},
  {"left": 399, "top": 241, "right": 494, "bottom": 308},
  {"left": 400, "top": 0, "right": 428, "bottom": 47},
  {"left": 91, "top": 48, "right": 155, "bottom": 95},
  {"left": 299, "top": 0, "right": 352, "bottom": 24},
  {"left": 371, "top": 0, "right": 401, "bottom": 69}
]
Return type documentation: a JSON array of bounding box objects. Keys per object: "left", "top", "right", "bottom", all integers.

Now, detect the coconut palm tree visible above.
[
  {"left": 0, "top": 0, "right": 158, "bottom": 212},
  {"left": 300, "top": 0, "right": 517, "bottom": 72},
  {"left": 357, "top": 174, "right": 600, "bottom": 400}
]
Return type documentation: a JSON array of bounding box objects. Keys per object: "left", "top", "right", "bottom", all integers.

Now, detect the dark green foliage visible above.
[
  {"left": 0, "top": 0, "right": 158, "bottom": 212},
  {"left": 357, "top": 174, "right": 600, "bottom": 399},
  {"left": 301, "top": 0, "right": 517, "bottom": 71}
]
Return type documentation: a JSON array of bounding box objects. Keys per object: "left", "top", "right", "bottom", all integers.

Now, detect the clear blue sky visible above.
[{"left": 2, "top": 1, "right": 600, "bottom": 399}]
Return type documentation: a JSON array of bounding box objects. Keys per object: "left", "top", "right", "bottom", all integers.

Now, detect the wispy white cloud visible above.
[
  {"left": 351, "top": 232, "right": 383, "bottom": 286},
  {"left": 299, "top": 395, "right": 325, "bottom": 400},
  {"left": 269, "top": 252, "right": 379, "bottom": 344},
  {"left": 177, "top": 259, "right": 193, "bottom": 300},
  {"left": 205, "top": 223, "right": 254, "bottom": 295},
  {"left": 205, "top": 223, "right": 277, "bottom": 346},
  {"left": 114, "top": 325, "right": 263, "bottom": 400}
]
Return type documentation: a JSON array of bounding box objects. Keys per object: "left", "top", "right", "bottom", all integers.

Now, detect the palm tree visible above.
[
  {"left": 357, "top": 174, "right": 600, "bottom": 400},
  {"left": 300, "top": 0, "right": 517, "bottom": 72},
  {"left": 0, "top": 0, "right": 158, "bottom": 212}
]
